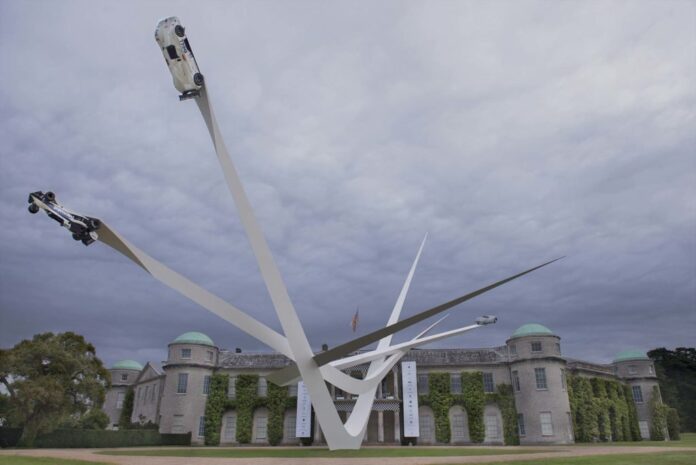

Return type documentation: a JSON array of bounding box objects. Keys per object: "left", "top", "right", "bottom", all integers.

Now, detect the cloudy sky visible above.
[{"left": 1, "top": 1, "right": 694, "bottom": 369}]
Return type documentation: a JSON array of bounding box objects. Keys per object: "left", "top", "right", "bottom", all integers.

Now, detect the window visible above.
[
  {"left": 206, "top": 350, "right": 214, "bottom": 362},
  {"left": 555, "top": 343, "right": 561, "bottom": 354},
  {"left": 639, "top": 421, "right": 650, "bottom": 439},
  {"left": 485, "top": 414, "right": 499, "bottom": 440},
  {"left": 483, "top": 372, "right": 495, "bottom": 393},
  {"left": 116, "top": 391, "right": 125, "bottom": 409},
  {"left": 510, "top": 344, "right": 517, "bottom": 356},
  {"left": 380, "top": 377, "right": 392, "bottom": 398},
  {"left": 288, "top": 383, "right": 298, "bottom": 397},
  {"left": 150, "top": 383, "right": 156, "bottom": 401},
  {"left": 198, "top": 416, "right": 206, "bottom": 437},
  {"left": 649, "top": 365, "right": 654, "bottom": 375},
  {"left": 419, "top": 412, "right": 434, "bottom": 441},
  {"left": 632, "top": 385, "right": 644, "bottom": 403},
  {"left": 255, "top": 415, "right": 267, "bottom": 442},
  {"left": 417, "top": 374, "right": 429, "bottom": 394},
  {"left": 258, "top": 377, "right": 267, "bottom": 397},
  {"left": 223, "top": 414, "right": 236, "bottom": 442},
  {"left": 228, "top": 377, "right": 236, "bottom": 399},
  {"left": 137, "top": 387, "right": 142, "bottom": 404},
  {"left": 181, "top": 348, "right": 191, "bottom": 359},
  {"left": 203, "top": 375, "right": 211, "bottom": 395},
  {"left": 172, "top": 414, "right": 185, "bottom": 434},
  {"left": 540, "top": 412, "right": 553, "bottom": 436},
  {"left": 166, "top": 45, "right": 179, "bottom": 59},
  {"left": 531, "top": 341, "right": 542, "bottom": 353},
  {"left": 512, "top": 371, "right": 521, "bottom": 392},
  {"left": 121, "top": 374, "right": 128, "bottom": 381},
  {"left": 451, "top": 413, "right": 466, "bottom": 441},
  {"left": 145, "top": 385, "right": 150, "bottom": 402},
  {"left": 177, "top": 373, "right": 188, "bottom": 394},
  {"left": 561, "top": 369, "right": 566, "bottom": 390},
  {"left": 628, "top": 365, "right": 637, "bottom": 375},
  {"left": 450, "top": 374, "right": 462, "bottom": 394},
  {"left": 284, "top": 413, "right": 297, "bottom": 442},
  {"left": 535, "top": 368, "right": 547, "bottom": 390},
  {"left": 517, "top": 413, "right": 526, "bottom": 436}
]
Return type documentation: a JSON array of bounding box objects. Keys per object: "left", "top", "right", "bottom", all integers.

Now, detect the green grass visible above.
[
  {"left": 100, "top": 447, "right": 548, "bottom": 458},
  {"left": 579, "top": 432, "right": 696, "bottom": 448},
  {"left": 0, "top": 457, "right": 108, "bottom": 465},
  {"left": 480, "top": 452, "right": 696, "bottom": 465}
]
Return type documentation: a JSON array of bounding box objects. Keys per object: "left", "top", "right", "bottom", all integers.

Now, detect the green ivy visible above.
[
  {"left": 487, "top": 384, "right": 519, "bottom": 445},
  {"left": 460, "top": 372, "right": 485, "bottom": 443},
  {"left": 649, "top": 386, "right": 668, "bottom": 441},
  {"left": 117, "top": 388, "right": 134, "bottom": 429},
  {"left": 202, "top": 374, "right": 297, "bottom": 446},
  {"left": 204, "top": 374, "right": 229, "bottom": 445},
  {"left": 234, "top": 375, "right": 259, "bottom": 444},
  {"left": 568, "top": 375, "right": 641, "bottom": 443},
  {"left": 427, "top": 373, "right": 452, "bottom": 443},
  {"left": 666, "top": 408, "right": 680, "bottom": 440},
  {"left": 267, "top": 383, "right": 288, "bottom": 446}
]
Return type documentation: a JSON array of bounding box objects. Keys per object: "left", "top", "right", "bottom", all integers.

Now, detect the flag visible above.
[{"left": 351, "top": 307, "right": 359, "bottom": 332}]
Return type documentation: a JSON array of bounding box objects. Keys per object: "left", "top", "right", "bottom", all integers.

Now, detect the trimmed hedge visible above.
[
  {"left": 32, "top": 429, "right": 190, "bottom": 448},
  {"left": 0, "top": 428, "right": 22, "bottom": 448}
]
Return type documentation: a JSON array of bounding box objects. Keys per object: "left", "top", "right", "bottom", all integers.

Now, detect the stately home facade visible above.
[{"left": 102, "top": 324, "right": 662, "bottom": 445}]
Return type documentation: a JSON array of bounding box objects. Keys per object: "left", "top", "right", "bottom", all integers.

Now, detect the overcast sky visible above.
[{"left": 1, "top": 1, "right": 694, "bottom": 370}]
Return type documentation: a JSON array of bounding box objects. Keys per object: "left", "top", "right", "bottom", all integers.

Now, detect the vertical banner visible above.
[
  {"left": 401, "top": 361, "right": 419, "bottom": 437},
  {"left": 295, "top": 380, "right": 312, "bottom": 437}
]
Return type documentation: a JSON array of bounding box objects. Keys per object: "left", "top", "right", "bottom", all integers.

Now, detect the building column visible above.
[
  {"left": 378, "top": 410, "right": 384, "bottom": 442},
  {"left": 395, "top": 410, "right": 401, "bottom": 442}
]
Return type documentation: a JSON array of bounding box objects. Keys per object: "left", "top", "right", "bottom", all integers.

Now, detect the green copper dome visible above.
[
  {"left": 112, "top": 359, "right": 143, "bottom": 371},
  {"left": 172, "top": 331, "right": 215, "bottom": 347},
  {"left": 613, "top": 349, "right": 649, "bottom": 363},
  {"left": 511, "top": 323, "right": 555, "bottom": 338}
]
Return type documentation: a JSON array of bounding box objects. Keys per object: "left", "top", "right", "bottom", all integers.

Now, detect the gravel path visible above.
[{"left": 2, "top": 445, "right": 695, "bottom": 465}]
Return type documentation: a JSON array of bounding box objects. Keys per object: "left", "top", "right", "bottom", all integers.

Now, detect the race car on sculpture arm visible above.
[
  {"left": 475, "top": 315, "right": 498, "bottom": 325},
  {"left": 28, "top": 191, "right": 101, "bottom": 246},
  {"left": 155, "top": 16, "right": 204, "bottom": 100}
]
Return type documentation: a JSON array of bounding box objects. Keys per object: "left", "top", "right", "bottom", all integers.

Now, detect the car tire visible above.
[
  {"left": 175, "top": 25, "right": 185, "bottom": 37},
  {"left": 45, "top": 192, "right": 55, "bottom": 202},
  {"left": 91, "top": 219, "right": 102, "bottom": 230},
  {"left": 194, "top": 73, "right": 204, "bottom": 86},
  {"left": 72, "top": 233, "right": 81, "bottom": 241},
  {"left": 28, "top": 204, "right": 40, "bottom": 214}
]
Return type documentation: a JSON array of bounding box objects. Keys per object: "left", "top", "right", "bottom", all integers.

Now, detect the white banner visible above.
[
  {"left": 295, "top": 381, "right": 312, "bottom": 437},
  {"left": 401, "top": 361, "right": 419, "bottom": 437}
]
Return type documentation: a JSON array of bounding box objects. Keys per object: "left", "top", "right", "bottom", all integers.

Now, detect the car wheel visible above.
[
  {"left": 72, "top": 233, "right": 81, "bottom": 241},
  {"left": 45, "top": 192, "right": 55, "bottom": 202},
  {"left": 28, "top": 204, "right": 40, "bottom": 214},
  {"left": 175, "top": 25, "right": 185, "bottom": 37},
  {"left": 194, "top": 73, "right": 204, "bottom": 86},
  {"left": 91, "top": 219, "right": 101, "bottom": 230}
]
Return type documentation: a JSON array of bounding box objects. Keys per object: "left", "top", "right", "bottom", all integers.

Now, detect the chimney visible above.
[
  {"left": 321, "top": 343, "right": 329, "bottom": 351},
  {"left": 235, "top": 347, "right": 242, "bottom": 353}
]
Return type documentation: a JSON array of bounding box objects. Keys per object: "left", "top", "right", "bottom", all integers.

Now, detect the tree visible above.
[
  {"left": 649, "top": 347, "right": 696, "bottom": 432},
  {"left": 0, "top": 332, "right": 110, "bottom": 446}
]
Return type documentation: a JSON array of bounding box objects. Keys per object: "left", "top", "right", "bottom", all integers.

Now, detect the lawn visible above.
[
  {"left": 577, "top": 432, "right": 696, "bottom": 448},
  {"left": 100, "top": 446, "right": 548, "bottom": 458},
  {"left": 482, "top": 452, "right": 696, "bottom": 465},
  {"left": 0, "top": 457, "right": 108, "bottom": 465}
]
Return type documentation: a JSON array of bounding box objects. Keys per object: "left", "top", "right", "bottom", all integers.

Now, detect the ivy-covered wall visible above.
[
  {"left": 567, "top": 375, "right": 641, "bottom": 442},
  {"left": 203, "top": 373, "right": 296, "bottom": 446},
  {"left": 419, "top": 371, "right": 517, "bottom": 445}
]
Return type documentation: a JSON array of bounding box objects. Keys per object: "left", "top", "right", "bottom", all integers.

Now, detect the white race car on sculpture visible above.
[
  {"left": 155, "top": 16, "right": 204, "bottom": 100},
  {"left": 476, "top": 315, "right": 498, "bottom": 325}
]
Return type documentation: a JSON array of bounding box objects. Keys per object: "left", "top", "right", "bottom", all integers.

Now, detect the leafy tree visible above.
[
  {"left": 0, "top": 332, "right": 110, "bottom": 445},
  {"left": 79, "top": 409, "right": 110, "bottom": 430},
  {"left": 648, "top": 347, "right": 696, "bottom": 432}
]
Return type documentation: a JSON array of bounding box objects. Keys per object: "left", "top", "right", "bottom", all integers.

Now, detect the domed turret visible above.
[
  {"left": 612, "top": 348, "right": 659, "bottom": 439},
  {"left": 506, "top": 323, "right": 572, "bottom": 444},
  {"left": 160, "top": 332, "right": 218, "bottom": 443}
]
